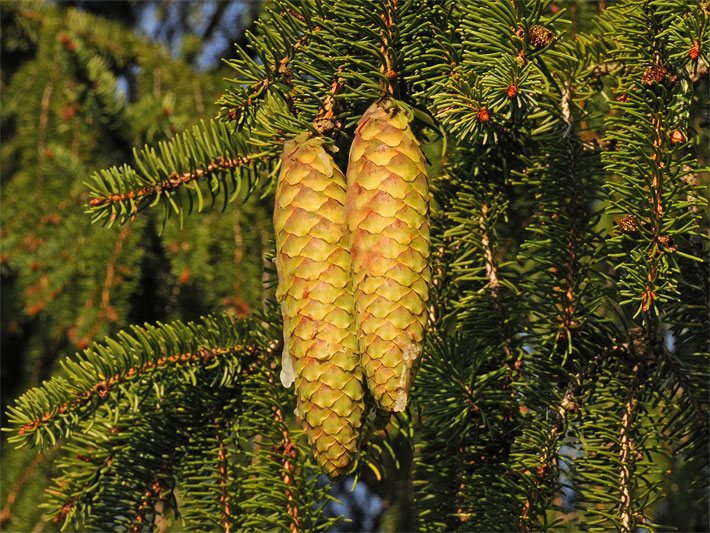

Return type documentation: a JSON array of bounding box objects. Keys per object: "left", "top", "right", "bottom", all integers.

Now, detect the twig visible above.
[
  {"left": 88, "top": 155, "right": 259, "bottom": 208},
  {"left": 17, "top": 345, "right": 258, "bottom": 438},
  {"left": 313, "top": 69, "right": 344, "bottom": 135},
  {"left": 216, "top": 421, "right": 233, "bottom": 532},
  {"left": 0, "top": 452, "right": 48, "bottom": 526},
  {"left": 379, "top": 0, "right": 399, "bottom": 96},
  {"left": 37, "top": 81, "right": 54, "bottom": 183},
  {"left": 101, "top": 225, "right": 132, "bottom": 314}
]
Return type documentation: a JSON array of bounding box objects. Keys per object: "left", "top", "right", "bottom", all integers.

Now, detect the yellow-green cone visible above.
[
  {"left": 274, "top": 133, "right": 365, "bottom": 477},
  {"left": 346, "top": 99, "right": 430, "bottom": 413}
]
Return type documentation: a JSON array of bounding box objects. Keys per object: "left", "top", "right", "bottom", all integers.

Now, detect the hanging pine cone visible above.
[
  {"left": 274, "top": 134, "right": 365, "bottom": 477},
  {"left": 347, "top": 99, "right": 430, "bottom": 412}
]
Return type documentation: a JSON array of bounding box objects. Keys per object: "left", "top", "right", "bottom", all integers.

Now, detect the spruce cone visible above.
[
  {"left": 274, "top": 133, "right": 365, "bottom": 477},
  {"left": 347, "top": 100, "right": 430, "bottom": 412}
]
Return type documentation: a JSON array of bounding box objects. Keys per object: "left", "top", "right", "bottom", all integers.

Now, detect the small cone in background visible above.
[
  {"left": 346, "top": 99, "right": 430, "bottom": 413},
  {"left": 274, "top": 133, "right": 365, "bottom": 477}
]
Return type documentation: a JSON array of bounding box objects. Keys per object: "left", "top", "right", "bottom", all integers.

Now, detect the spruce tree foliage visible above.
[
  {"left": 3, "top": 0, "right": 708, "bottom": 531},
  {"left": 1, "top": 2, "right": 269, "bottom": 530}
]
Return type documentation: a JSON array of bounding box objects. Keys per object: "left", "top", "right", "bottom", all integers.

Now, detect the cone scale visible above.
[
  {"left": 347, "top": 99, "right": 430, "bottom": 412},
  {"left": 274, "top": 134, "right": 365, "bottom": 478}
]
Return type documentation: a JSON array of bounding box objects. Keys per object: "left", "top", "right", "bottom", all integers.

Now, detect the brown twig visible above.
[
  {"left": 0, "top": 452, "right": 49, "bottom": 527},
  {"left": 479, "top": 203, "right": 512, "bottom": 359},
  {"left": 17, "top": 345, "right": 258, "bottom": 438},
  {"left": 128, "top": 479, "right": 164, "bottom": 532},
  {"left": 37, "top": 81, "right": 54, "bottom": 185},
  {"left": 379, "top": 0, "right": 399, "bottom": 96},
  {"left": 518, "top": 390, "right": 576, "bottom": 531},
  {"left": 617, "top": 363, "right": 641, "bottom": 532},
  {"left": 590, "top": 59, "right": 708, "bottom": 83},
  {"left": 273, "top": 405, "right": 299, "bottom": 533},
  {"left": 517, "top": 346, "right": 610, "bottom": 530},
  {"left": 264, "top": 341, "right": 299, "bottom": 532},
  {"left": 88, "top": 155, "right": 258, "bottom": 209},
  {"left": 558, "top": 85, "right": 581, "bottom": 347},
  {"left": 232, "top": 207, "right": 244, "bottom": 299},
  {"left": 640, "top": 111, "right": 665, "bottom": 313},
  {"left": 480, "top": 204, "right": 500, "bottom": 292},
  {"left": 225, "top": 28, "right": 318, "bottom": 123},
  {"left": 215, "top": 421, "right": 233, "bottom": 532},
  {"left": 101, "top": 225, "right": 132, "bottom": 314},
  {"left": 313, "top": 69, "right": 344, "bottom": 135}
]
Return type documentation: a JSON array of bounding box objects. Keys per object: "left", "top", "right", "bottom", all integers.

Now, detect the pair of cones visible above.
[{"left": 273, "top": 98, "right": 430, "bottom": 477}]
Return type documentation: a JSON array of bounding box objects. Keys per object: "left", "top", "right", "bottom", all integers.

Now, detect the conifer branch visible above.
[
  {"left": 660, "top": 349, "right": 710, "bottom": 437},
  {"left": 518, "top": 390, "right": 574, "bottom": 531},
  {"left": 4, "top": 0, "right": 708, "bottom": 529},
  {"left": 516, "top": 348, "right": 609, "bottom": 529},
  {"left": 379, "top": 0, "right": 399, "bottom": 96},
  {"left": 220, "top": 3, "right": 321, "bottom": 128},
  {"left": 222, "top": 30, "right": 315, "bottom": 125},
  {"left": 100, "top": 224, "right": 131, "bottom": 316},
  {"left": 313, "top": 69, "right": 344, "bottom": 135},
  {"left": 602, "top": 0, "right": 705, "bottom": 317},
  {"left": 480, "top": 204, "right": 501, "bottom": 293},
  {"left": 0, "top": 452, "right": 51, "bottom": 527},
  {"left": 88, "top": 156, "right": 256, "bottom": 208},
  {"left": 37, "top": 80, "right": 54, "bottom": 176},
  {"left": 260, "top": 338, "right": 300, "bottom": 532},
  {"left": 86, "top": 120, "right": 276, "bottom": 225},
  {"left": 273, "top": 404, "right": 300, "bottom": 533},
  {"left": 128, "top": 476, "right": 169, "bottom": 532},
  {"left": 478, "top": 201, "right": 518, "bottom": 458},
  {"left": 616, "top": 359, "right": 642, "bottom": 531},
  {"left": 7, "top": 316, "right": 266, "bottom": 448},
  {"left": 44, "top": 428, "right": 121, "bottom": 528},
  {"left": 215, "top": 421, "right": 234, "bottom": 533},
  {"left": 15, "top": 344, "right": 255, "bottom": 441}
]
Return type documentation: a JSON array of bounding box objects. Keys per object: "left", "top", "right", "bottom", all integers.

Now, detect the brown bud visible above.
[
  {"left": 26, "top": 301, "right": 46, "bottom": 316},
  {"left": 529, "top": 25, "right": 554, "bottom": 48},
  {"left": 689, "top": 42, "right": 700, "bottom": 60},
  {"left": 179, "top": 267, "right": 190, "bottom": 284},
  {"left": 562, "top": 398, "right": 578, "bottom": 413},
  {"left": 477, "top": 107, "right": 490, "bottom": 123},
  {"left": 506, "top": 84, "right": 519, "bottom": 99},
  {"left": 641, "top": 65, "right": 668, "bottom": 86},
  {"left": 59, "top": 33, "right": 76, "bottom": 51},
  {"left": 669, "top": 129, "right": 686, "bottom": 144},
  {"left": 658, "top": 235, "right": 676, "bottom": 251},
  {"left": 615, "top": 92, "right": 630, "bottom": 103},
  {"left": 618, "top": 214, "right": 639, "bottom": 234},
  {"left": 95, "top": 382, "right": 109, "bottom": 399},
  {"left": 60, "top": 105, "right": 78, "bottom": 122}
]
